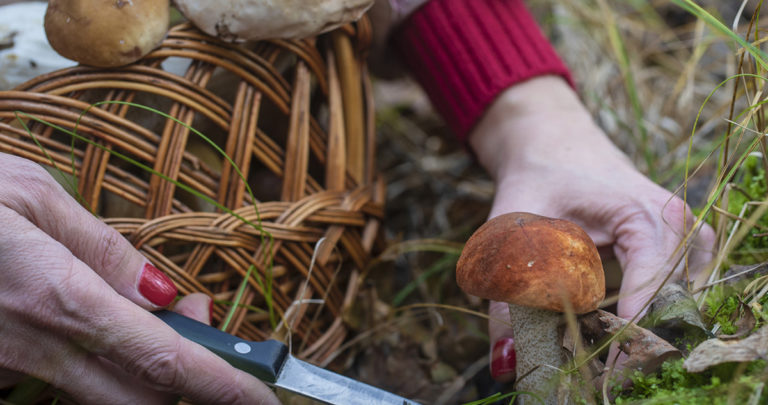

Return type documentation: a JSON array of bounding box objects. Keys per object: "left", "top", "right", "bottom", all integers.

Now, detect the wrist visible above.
[
  {"left": 469, "top": 76, "right": 628, "bottom": 181},
  {"left": 479, "top": 75, "right": 584, "bottom": 120}
]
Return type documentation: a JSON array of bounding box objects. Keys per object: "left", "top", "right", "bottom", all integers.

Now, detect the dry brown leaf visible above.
[
  {"left": 684, "top": 325, "right": 768, "bottom": 373},
  {"left": 716, "top": 299, "right": 757, "bottom": 340},
  {"left": 580, "top": 310, "right": 681, "bottom": 374}
]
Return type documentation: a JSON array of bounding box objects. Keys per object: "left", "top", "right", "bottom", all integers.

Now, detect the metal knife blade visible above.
[
  {"left": 154, "top": 310, "right": 419, "bottom": 405},
  {"left": 276, "top": 354, "right": 416, "bottom": 405}
]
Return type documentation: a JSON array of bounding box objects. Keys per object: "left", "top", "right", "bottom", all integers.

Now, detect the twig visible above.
[
  {"left": 693, "top": 263, "right": 768, "bottom": 293},
  {"left": 711, "top": 205, "right": 768, "bottom": 231}
]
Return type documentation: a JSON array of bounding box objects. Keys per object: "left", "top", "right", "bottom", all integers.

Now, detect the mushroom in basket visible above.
[
  {"left": 44, "top": 0, "right": 170, "bottom": 67},
  {"left": 174, "top": 0, "right": 374, "bottom": 42}
]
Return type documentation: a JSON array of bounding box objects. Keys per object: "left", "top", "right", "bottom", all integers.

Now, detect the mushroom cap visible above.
[
  {"left": 174, "top": 0, "right": 374, "bottom": 42},
  {"left": 456, "top": 212, "right": 605, "bottom": 314},
  {"left": 44, "top": 0, "right": 169, "bottom": 67}
]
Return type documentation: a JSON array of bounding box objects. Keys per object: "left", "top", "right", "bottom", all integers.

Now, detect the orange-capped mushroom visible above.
[
  {"left": 457, "top": 212, "right": 604, "bottom": 313},
  {"left": 456, "top": 212, "right": 605, "bottom": 404}
]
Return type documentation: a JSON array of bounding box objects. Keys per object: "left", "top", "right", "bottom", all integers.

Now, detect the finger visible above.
[
  {"left": 658, "top": 197, "right": 717, "bottom": 285},
  {"left": 69, "top": 276, "right": 280, "bottom": 403},
  {"left": 174, "top": 293, "right": 213, "bottom": 325},
  {"left": 70, "top": 283, "right": 280, "bottom": 404},
  {"left": 0, "top": 154, "right": 177, "bottom": 309},
  {"left": 97, "top": 309, "right": 280, "bottom": 405},
  {"left": 0, "top": 209, "right": 279, "bottom": 405},
  {"left": 487, "top": 300, "right": 516, "bottom": 383},
  {"left": 48, "top": 351, "right": 172, "bottom": 405},
  {"left": 0, "top": 310, "right": 166, "bottom": 405},
  {"left": 688, "top": 221, "right": 717, "bottom": 289},
  {"left": 5, "top": 298, "right": 243, "bottom": 405},
  {"left": 613, "top": 197, "right": 715, "bottom": 320},
  {"left": 51, "top": 268, "right": 277, "bottom": 405}
]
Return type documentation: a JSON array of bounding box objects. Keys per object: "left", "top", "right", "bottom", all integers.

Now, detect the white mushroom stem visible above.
[{"left": 508, "top": 303, "right": 566, "bottom": 405}]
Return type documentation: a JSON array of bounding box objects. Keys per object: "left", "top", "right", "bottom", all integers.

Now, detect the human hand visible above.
[
  {"left": 468, "top": 76, "right": 716, "bottom": 382},
  {"left": 0, "top": 153, "right": 279, "bottom": 404}
]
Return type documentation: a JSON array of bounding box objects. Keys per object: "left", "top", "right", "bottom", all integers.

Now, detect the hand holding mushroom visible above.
[{"left": 466, "top": 76, "right": 716, "bottom": 385}]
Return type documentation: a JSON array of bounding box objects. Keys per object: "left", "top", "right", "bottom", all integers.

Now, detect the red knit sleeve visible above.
[{"left": 393, "top": 0, "right": 573, "bottom": 141}]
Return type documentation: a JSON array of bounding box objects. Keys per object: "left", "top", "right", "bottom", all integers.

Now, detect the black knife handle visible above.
[{"left": 154, "top": 310, "right": 288, "bottom": 383}]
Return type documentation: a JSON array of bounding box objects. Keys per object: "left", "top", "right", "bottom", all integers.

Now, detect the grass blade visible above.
[
  {"left": 671, "top": 0, "right": 768, "bottom": 70},
  {"left": 221, "top": 264, "right": 255, "bottom": 331}
]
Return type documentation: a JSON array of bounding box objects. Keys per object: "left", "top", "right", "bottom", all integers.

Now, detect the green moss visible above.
[
  {"left": 703, "top": 286, "right": 742, "bottom": 334},
  {"left": 612, "top": 358, "right": 768, "bottom": 404},
  {"left": 725, "top": 154, "right": 768, "bottom": 265}
]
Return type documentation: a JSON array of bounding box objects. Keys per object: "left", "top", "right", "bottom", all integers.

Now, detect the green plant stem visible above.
[{"left": 221, "top": 265, "right": 255, "bottom": 331}]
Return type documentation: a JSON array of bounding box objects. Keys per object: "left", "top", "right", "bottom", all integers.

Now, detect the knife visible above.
[{"left": 154, "top": 310, "right": 419, "bottom": 405}]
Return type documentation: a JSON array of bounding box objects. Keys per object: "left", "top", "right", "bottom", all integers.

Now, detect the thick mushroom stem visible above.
[{"left": 508, "top": 303, "right": 566, "bottom": 405}]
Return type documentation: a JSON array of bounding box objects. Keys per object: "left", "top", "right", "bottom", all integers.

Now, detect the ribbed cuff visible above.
[{"left": 394, "top": 0, "right": 573, "bottom": 141}]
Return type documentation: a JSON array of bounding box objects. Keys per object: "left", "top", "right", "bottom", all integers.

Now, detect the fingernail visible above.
[
  {"left": 138, "top": 263, "right": 177, "bottom": 306},
  {"left": 490, "top": 337, "right": 517, "bottom": 382}
]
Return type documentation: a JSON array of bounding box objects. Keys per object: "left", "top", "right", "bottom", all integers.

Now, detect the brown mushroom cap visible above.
[
  {"left": 44, "top": 0, "right": 169, "bottom": 68},
  {"left": 456, "top": 212, "right": 605, "bottom": 313}
]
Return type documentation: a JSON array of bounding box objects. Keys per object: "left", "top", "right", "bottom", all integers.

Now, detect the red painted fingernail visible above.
[
  {"left": 138, "top": 263, "right": 177, "bottom": 306},
  {"left": 490, "top": 337, "right": 517, "bottom": 382}
]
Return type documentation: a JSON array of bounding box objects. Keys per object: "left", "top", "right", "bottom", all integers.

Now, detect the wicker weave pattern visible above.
[{"left": 0, "top": 21, "right": 381, "bottom": 363}]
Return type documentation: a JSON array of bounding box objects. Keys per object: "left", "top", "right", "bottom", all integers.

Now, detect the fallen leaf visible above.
[
  {"left": 580, "top": 310, "right": 681, "bottom": 374},
  {"left": 562, "top": 320, "right": 604, "bottom": 384},
  {"left": 684, "top": 324, "right": 768, "bottom": 373},
  {"left": 640, "top": 282, "right": 710, "bottom": 352},
  {"left": 717, "top": 298, "right": 757, "bottom": 340}
]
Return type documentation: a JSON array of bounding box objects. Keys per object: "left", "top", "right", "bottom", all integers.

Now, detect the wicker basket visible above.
[{"left": 0, "top": 20, "right": 383, "bottom": 364}]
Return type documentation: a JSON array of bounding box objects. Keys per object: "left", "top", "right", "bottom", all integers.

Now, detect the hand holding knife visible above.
[{"left": 155, "top": 310, "right": 420, "bottom": 405}]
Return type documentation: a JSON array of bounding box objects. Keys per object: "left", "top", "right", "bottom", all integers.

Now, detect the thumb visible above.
[
  {"left": 174, "top": 293, "right": 214, "bottom": 325},
  {"left": 488, "top": 300, "right": 516, "bottom": 383},
  {"left": 0, "top": 155, "right": 177, "bottom": 309}
]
